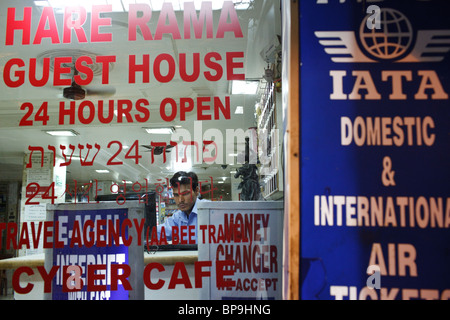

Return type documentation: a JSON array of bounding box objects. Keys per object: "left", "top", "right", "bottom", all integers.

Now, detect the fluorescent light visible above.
[
  {"left": 36, "top": 0, "right": 117, "bottom": 12},
  {"left": 144, "top": 127, "right": 175, "bottom": 134},
  {"left": 150, "top": 0, "right": 249, "bottom": 11},
  {"left": 233, "top": 0, "right": 252, "bottom": 10},
  {"left": 95, "top": 169, "right": 110, "bottom": 173},
  {"left": 34, "top": 1, "right": 49, "bottom": 6},
  {"left": 231, "top": 81, "right": 259, "bottom": 95},
  {"left": 111, "top": 183, "right": 119, "bottom": 193},
  {"left": 34, "top": 0, "right": 250, "bottom": 12},
  {"left": 235, "top": 106, "right": 244, "bottom": 114},
  {"left": 45, "top": 130, "right": 79, "bottom": 137},
  {"left": 150, "top": 0, "right": 181, "bottom": 11}
]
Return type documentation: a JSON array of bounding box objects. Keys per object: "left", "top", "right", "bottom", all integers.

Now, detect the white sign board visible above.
[{"left": 198, "top": 201, "right": 283, "bottom": 300}]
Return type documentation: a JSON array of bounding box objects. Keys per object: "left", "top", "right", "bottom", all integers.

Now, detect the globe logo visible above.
[{"left": 359, "top": 8, "right": 413, "bottom": 60}]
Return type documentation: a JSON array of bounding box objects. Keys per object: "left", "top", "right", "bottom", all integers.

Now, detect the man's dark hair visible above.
[{"left": 170, "top": 171, "right": 199, "bottom": 190}]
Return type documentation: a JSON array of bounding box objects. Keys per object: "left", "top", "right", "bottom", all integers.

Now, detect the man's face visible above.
[{"left": 173, "top": 183, "right": 198, "bottom": 213}]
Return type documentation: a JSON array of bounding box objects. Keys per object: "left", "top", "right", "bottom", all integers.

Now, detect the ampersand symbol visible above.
[{"left": 381, "top": 156, "right": 396, "bottom": 186}]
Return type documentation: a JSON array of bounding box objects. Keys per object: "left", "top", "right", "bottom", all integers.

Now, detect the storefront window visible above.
[{"left": 0, "top": 0, "right": 284, "bottom": 301}]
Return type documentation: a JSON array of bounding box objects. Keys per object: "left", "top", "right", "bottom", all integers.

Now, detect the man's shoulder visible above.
[{"left": 172, "top": 209, "right": 183, "bottom": 217}]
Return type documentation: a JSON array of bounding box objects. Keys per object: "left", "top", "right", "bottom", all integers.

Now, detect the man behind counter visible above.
[{"left": 157, "top": 171, "right": 203, "bottom": 244}]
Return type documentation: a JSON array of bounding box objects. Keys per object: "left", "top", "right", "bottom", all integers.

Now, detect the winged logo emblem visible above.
[{"left": 315, "top": 8, "right": 450, "bottom": 63}]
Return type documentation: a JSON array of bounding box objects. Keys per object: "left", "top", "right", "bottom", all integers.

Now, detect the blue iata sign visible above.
[
  {"left": 299, "top": 0, "right": 450, "bottom": 300},
  {"left": 51, "top": 208, "right": 130, "bottom": 300}
]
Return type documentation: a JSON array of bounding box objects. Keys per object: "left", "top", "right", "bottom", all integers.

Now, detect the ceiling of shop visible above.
[{"left": 0, "top": 0, "right": 282, "bottom": 191}]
